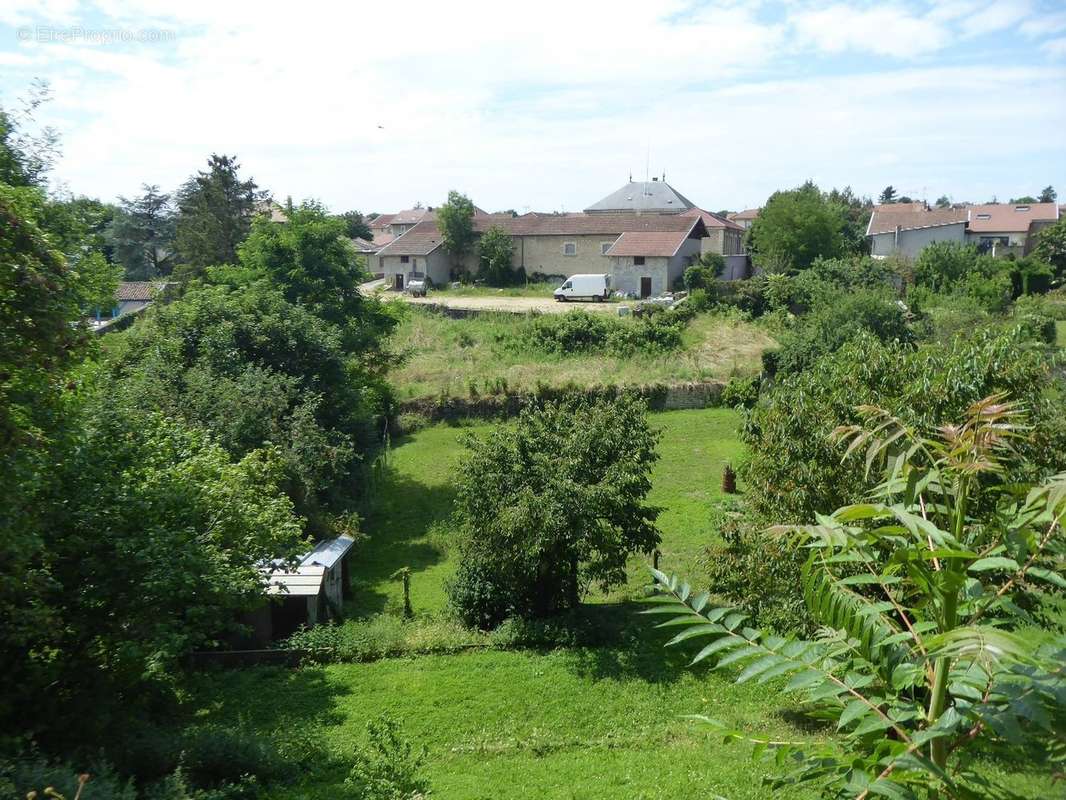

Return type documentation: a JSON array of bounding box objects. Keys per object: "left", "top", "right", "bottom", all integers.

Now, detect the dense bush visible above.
[
  {"left": 912, "top": 241, "right": 1013, "bottom": 311},
  {"left": 104, "top": 281, "right": 386, "bottom": 517},
  {"left": 742, "top": 327, "right": 1066, "bottom": 524},
  {"left": 702, "top": 520, "right": 810, "bottom": 634},
  {"left": 447, "top": 396, "right": 661, "bottom": 628},
  {"left": 720, "top": 375, "right": 759, "bottom": 409},
  {"left": 516, "top": 310, "right": 684, "bottom": 356},
  {"left": 769, "top": 289, "right": 914, "bottom": 377},
  {"left": 282, "top": 615, "right": 478, "bottom": 662},
  {"left": 683, "top": 264, "right": 716, "bottom": 291}
]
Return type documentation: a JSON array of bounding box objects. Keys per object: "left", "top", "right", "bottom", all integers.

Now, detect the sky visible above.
[{"left": 0, "top": 0, "right": 1064, "bottom": 215}]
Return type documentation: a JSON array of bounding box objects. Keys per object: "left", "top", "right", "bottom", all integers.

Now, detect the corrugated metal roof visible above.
[
  {"left": 302, "top": 535, "right": 355, "bottom": 570},
  {"left": 263, "top": 564, "right": 325, "bottom": 596}
]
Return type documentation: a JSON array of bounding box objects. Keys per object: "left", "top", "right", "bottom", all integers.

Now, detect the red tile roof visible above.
[
  {"left": 604, "top": 230, "right": 691, "bottom": 257},
  {"left": 377, "top": 213, "right": 704, "bottom": 257},
  {"left": 391, "top": 208, "right": 434, "bottom": 225},
  {"left": 116, "top": 281, "right": 168, "bottom": 301},
  {"left": 369, "top": 213, "right": 395, "bottom": 228},
  {"left": 966, "top": 202, "right": 1058, "bottom": 233},
  {"left": 681, "top": 207, "right": 743, "bottom": 231},
  {"left": 728, "top": 208, "right": 760, "bottom": 221}
]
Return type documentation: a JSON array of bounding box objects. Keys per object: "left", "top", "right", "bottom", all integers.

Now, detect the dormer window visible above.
[
  {"left": 1014, "top": 205, "right": 1030, "bottom": 212},
  {"left": 976, "top": 214, "right": 991, "bottom": 220}
]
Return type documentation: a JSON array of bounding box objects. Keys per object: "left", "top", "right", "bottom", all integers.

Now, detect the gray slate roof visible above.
[{"left": 584, "top": 180, "right": 697, "bottom": 214}]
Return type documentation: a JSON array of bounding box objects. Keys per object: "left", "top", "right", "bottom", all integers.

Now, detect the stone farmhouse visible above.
[{"left": 369, "top": 179, "right": 744, "bottom": 297}]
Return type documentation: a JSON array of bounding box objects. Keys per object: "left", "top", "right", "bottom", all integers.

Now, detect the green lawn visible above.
[
  {"left": 186, "top": 408, "right": 1057, "bottom": 798},
  {"left": 354, "top": 408, "right": 745, "bottom": 616},
  {"left": 430, "top": 280, "right": 564, "bottom": 299},
  {"left": 390, "top": 308, "right": 774, "bottom": 400},
  {"left": 1057, "top": 319, "right": 1065, "bottom": 349}
]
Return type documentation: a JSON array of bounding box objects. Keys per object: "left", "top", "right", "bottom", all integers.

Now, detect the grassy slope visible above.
[
  {"left": 389, "top": 309, "right": 774, "bottom": 400},
  {"left": 1057, "top": 319, "right": 1065, "bottom": 348},
  {"left": 190, "top": 409, "right": 1055, "bottom": 798}
]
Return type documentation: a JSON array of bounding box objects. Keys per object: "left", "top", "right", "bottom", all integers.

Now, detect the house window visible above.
[
  {"left": 634, "top": 256, "right": 646, "bottom": 266},
  {"left": 975, "top": 214, "right": 991, "bottom": 221},
  {"left": 600, "top": 242, "right": 612, "bottom": 255},
  {"left": 563, "top": 242, "right": 577, "bottom": 256},
  {"left": 1014, "top": 205, "right": 1030, "bottom": 212},
  {"left": 400, "top": 255, "right": 409, "bottom": 263}
]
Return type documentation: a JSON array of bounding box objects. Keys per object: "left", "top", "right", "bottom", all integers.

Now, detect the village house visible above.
[
  {"left": 727, "top": 208, "right": 760, "bottom": 229},
  {"left": 373, "top": 212, "right": 709, "bottom": 298},
  {"left": 866, "top": 202, "right": 1060, "bottom": 259}
]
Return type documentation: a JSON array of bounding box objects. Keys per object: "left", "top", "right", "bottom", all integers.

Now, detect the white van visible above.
[{"left": 554, "top": 273, "right": 610, "bottom": 302}]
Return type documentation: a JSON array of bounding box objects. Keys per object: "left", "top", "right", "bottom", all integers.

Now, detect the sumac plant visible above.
[{"left": 646, "top": 395, "right": 1065, "bottom": 798}]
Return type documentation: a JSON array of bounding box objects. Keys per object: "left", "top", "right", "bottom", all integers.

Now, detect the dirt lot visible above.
[{"left": 360, "top": 282, "right": 618, "bottom": 315}]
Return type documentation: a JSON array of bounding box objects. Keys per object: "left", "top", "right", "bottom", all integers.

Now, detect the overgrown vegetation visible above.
[{"left": 647, "top": 397, "right": 1066, "bottom": 798}]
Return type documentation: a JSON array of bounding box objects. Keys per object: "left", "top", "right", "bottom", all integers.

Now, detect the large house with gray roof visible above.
[
  {"left": 374, "top": 211, "right": 709, "bottom": 297},
  {"left": 370, "top": 178, "right": 745, "bottom": 296}
]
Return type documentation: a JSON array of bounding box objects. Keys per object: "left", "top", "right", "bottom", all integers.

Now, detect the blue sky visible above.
[{"left": 1, "top": 0, "right": 1064, "bottom": 214}]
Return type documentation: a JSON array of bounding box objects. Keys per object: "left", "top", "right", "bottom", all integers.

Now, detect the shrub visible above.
[
  {"left": 344, "top": 716, "right": 429, "bottom": 800},
  {"left": 179, "top": 726, "right": 282, "bottom": 789},
  {"left": 683, "top": 264, "right": 716, "bottom": 291},
  {"left": 742, "top": 327, "right": 1066, "bottom": 524},
  {"left": 281, "top": 615, "right": 480, "bottom": 662},
  {"left": 771, "top": 288, "right": 913, "bottom": 377},
  {"left": 516, "top": 311, "right": 684, "bottom": 357},
  {"left": 447, "top": 396, "right": 661, "bottom": 628},
  {"left": 720, "top": 376, "right": 759, "bottom": 409},
  {"left": 701, "top": 520, "right": 809, "bottom": 634}
]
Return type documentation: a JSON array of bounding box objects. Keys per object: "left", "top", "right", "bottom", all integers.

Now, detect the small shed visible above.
[{"left": 241, "top": 534, "right": 356, "bottom": 645}]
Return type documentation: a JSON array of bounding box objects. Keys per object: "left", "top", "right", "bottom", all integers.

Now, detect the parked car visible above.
[
  {"left": 554, "top": 273, "right": 610, "bottom": 302},
  {"left": 405, "top": 272, "right": 429, "bottom": 297}
]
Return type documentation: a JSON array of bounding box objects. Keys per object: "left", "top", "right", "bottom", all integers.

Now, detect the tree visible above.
[
  {"left": 476, "top": 225, "right": 514, "bottom": 285},
  {"left": 746, "top": 182, "right": 848, "bottom": 271},
  {"left": 1032, "top": 217, "right": 1066, "bottom": 285},
  {"left": 1010, "top": 195, "right": 1038, "bottom": 204},
  {"left": 646, "top": 397, "right": 1065, "bottom": 798},
  {"left": 1039, "top": 185, "right": 1057, "bottom": 203},
  {"left": 913, "top": 241, "right": 981, "bottom": 292},
  {"left": 235, "top": 201, "right": 397, "bottom": 354},
  {"left": 934, "top": 195, "right": 951, "bottom": 208},
  {"left": 336, "top": 209, "right": 371, "bottom": 240},
  {"left": 878, "top": 185, "right": 897, "bottom": 204},
  {"left": 436, "top": 190, "right": 476, "bottom": 273},
  {"left": 173, "top": 154, "right": 262, "bottom": 278},
  {"left": 447, "top": 396, "right": 661, "bottom": 627},
  {"left": 108, "top": 184, "right": 175, "bottom": 279},
  {"left": 0, "top": 80, "right": 60, "bottom": 189}
]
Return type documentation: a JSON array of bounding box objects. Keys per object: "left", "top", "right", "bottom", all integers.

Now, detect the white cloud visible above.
[
  {"left": 788, "top": 3, "right": 948, "bottom": 58},
  {"left": 1042, "top": 36, "right": 1066, "bottom": 57},
  {"left": 960, "top": 0, "right": 1032, "bottom": 37},
  {"left": 1, "top": 0, "right": 1063, "bottom": 212}
]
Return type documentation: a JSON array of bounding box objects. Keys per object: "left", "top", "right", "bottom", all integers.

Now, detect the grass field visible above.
[
  {"left": 430, "top": 280, "right": 569, "bottom": 299},
  {"left": 353, "top": 408, "right": 744, "bottom": 616},
  {"left": 1057, "top": 319, "right": 1065, "bottom": 348},
  {"left": 390, "top": 308, "right": 775, "bottom": 400},
  {"left": 186, "top": 408, "right": 1056, "bottom": 798}
]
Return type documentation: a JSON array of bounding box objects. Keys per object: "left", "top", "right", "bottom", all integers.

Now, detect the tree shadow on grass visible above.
[
  {"left": 185, "top": 663, "right": 351, "bottom": 731},
  {"left": 556, "top": 602, "right": 706, "bottom": 686},
  {"left": 348, "top": 467, "right": 458, "bottom": 617}
]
